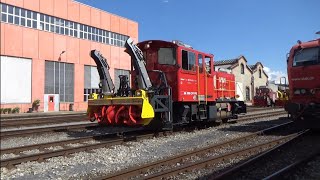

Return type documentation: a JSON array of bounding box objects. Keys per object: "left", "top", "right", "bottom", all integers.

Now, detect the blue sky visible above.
[{"left": 78, "top": 0, "right": 319, "bottom": 82}]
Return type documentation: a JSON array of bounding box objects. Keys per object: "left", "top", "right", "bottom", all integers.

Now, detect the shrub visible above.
[
  {"left": 0, "top": 108, "right": 3, "bottom": 114},
  {"left": 12, "top": 107, "right": 20, "bottom": 114},
  {"left": 6, "top": 108, "right": 12, "bottom": 114},
  {"left": 32, "top": 99, "right": 40, "bottom": 107}
]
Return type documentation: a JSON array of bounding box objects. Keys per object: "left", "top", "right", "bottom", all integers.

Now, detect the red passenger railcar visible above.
[{"left": 285, "top": 37, "right": 320, "bottom": 127}]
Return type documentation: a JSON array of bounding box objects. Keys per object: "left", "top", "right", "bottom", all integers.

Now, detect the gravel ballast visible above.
[
  {"left": 0, "top": 126, "right": 142, "bottom": 149},
  {"left": 1, "top": 114, "right": 288, "bottom": 179}
]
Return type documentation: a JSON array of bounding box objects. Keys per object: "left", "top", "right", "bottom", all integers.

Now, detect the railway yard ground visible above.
[{"left": 1, "top": 107, "right": 319, "bottom": 179}]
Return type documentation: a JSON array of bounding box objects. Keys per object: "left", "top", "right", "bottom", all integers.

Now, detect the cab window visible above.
[
  {"left": 198, "top": 54, "right": 203, "bottom": 73},
  {"left": 158, "top": 48, "right": 176, "bottom": 65},
  {"left": 182, "top": 50, "right": 196, "bottom": 71},
  {"left": 205, "top": 56, "right": 211, "bottom": 74},
  {"left": 293, "top": 47, "right": 319, "bottom": 66}
]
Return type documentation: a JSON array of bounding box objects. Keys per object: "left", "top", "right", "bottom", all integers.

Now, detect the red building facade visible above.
[{"left": 0, "top": 0, "right": 138, "bottom": 112}]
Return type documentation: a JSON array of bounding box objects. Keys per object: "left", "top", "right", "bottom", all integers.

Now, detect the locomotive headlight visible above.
[
  {"left": 300, "top": 89, "right": 306, "bottom": 94},
  {"left": 294, "top": 89, "right": 301, "bottom": 95},
  {"left": 144, "top": 44, "right": 150, "bottom": 49}
]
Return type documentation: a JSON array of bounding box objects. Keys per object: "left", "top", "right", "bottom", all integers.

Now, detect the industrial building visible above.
[{"left": 0, "top": 0, "right": 138, "bottom": 112}]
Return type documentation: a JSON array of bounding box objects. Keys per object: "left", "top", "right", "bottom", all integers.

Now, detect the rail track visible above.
[
  {"left": 211, "top": 130, "right": 320, "bottom": 179},
  {"left": 0, "top": 107, "right": 283, "bottom": 126},
  {"left": 0, "top": 112, "right": 87, "bottom": 120},
  {"left": 96, "top": 121, "right": 304, "bottom": 179},
  {"left": 0, "top": 122, "right": 98, "bottom": 139},
  {"left": 246, "top": 106, "right": 283, "bottom": 113},
  {"left": 264, "top": 152, "right": 320, "bottom": 179},
  {"left": 0, "top": 130, "right": 164, "bottom": 168},
  {"left": 0, "top": 109, "right": 286, "bottom": 139},
  {"left": 0, "top": 114, "right": 87, "bottom": 129},
  {"left": 1, "top": 110, "right": 287, "bottom": 169}
]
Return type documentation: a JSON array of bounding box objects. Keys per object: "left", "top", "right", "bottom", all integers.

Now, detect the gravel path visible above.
[{"left": 1, "top": 114, "right": 288, "bottom": 179}]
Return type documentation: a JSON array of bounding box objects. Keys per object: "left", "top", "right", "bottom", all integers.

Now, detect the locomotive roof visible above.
[
  {"left": 291, "top": 38, "right": 320, "bottom": 50},
  {"left": 138, "top": 40, "right": 213, "bottom": 56}
]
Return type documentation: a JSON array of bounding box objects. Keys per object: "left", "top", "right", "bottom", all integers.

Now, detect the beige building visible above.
[{"left": 214, "top": 56, "right": 268, "bottom": 103}]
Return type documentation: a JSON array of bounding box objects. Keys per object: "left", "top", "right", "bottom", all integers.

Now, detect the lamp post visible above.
[
  {"left": 58, "top": 51, "right": 65, "bottom": 110},
  {"left": 58, "top": 51, "right": 66, "bottom": 61}
]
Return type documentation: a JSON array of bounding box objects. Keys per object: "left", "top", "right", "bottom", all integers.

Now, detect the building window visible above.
[
  {"left": 0, "top": 4, "right": 37, "bottom": 28},
  {"left": 241, "top": 63, "right": 244, "bottom": 74},
  {"left": 181, "top": 50, "right": 196, "bottom": 71},
  {"left": 45, "top": 61, "right": 74, "bottom": 102},
  {"left": 245, "top": 86, "right": 250, "bottom": 101},
  {"left": 84, "top": 65, "right": 100, "bottom": 102},
  {"left": 259, "top": 69, "right": 262, "bottom": 78},
  {"left": 158, "top": 48, "right": 176, "bottom": 65},
  {"left": 0, "top": 2, "right": 129, "bottom": 47}
]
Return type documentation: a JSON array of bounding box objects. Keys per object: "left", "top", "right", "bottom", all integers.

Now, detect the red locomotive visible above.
[
  {"left": 87, "top": 39, "right": 246, "bottom": 130},
  {"left": 285, "top": 35, "right": 320, "bottom": 127},
  {"left": 253, "top": 86, "right": 276, "bottom": 107},
  {"left": 253, "top": 80, "right": 289, "bottom": 107}
]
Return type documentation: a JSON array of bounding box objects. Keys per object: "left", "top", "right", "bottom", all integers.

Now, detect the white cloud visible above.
[
  {"left": 263, "top": 66, "right": 288, "bottom": 84},
  {"left": 162, "top": 0, "right": 169, "bottom": 3}
]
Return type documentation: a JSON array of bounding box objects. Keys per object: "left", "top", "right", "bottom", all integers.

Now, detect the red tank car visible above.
[{"left": 285, "top": 37, "right": 320, "bottom": 127}]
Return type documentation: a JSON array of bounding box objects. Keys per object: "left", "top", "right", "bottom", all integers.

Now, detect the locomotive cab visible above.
[
  {"left": 138, "top": 40, "right": 246, "bottom": 125},
  {"left": 285, "top": 38, "right": 320, "bottom": 126}
]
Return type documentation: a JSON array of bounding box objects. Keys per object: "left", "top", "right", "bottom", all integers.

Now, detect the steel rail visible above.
[
  {"left": 1, "top": 114, "right": 288, "bottom": 169},
  {"left": 0, "top": 130, "right": 160, "bottom": 168},
  {"left": 0, "top": 110, "right": 286, "bottom": 139},
  {"left": 212, "top": 129, "right": 310, "bottom": 179},
  {"left": 0, "top": 113, "right": 87, "bottom": 120},
  {"left": 262, "top": 151, "right": 320, "bottom": 180},
  {"left": 145, "top": 131, "right": 306, "bottom": 180},
  {"left": 1, "top": 115, "right": 87, "bottom": 128},
  {"left": 98, "top": 121, "right": 295, "bottom": 179},
  {"left": 0, "top": 123, "right": 98, "bottom": 139},
  {"left": 247, "top": 107, "right": 283, "bottom": 113},
  {"left": 230, "top": 110, "right": 286, "bottom": 123}
]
